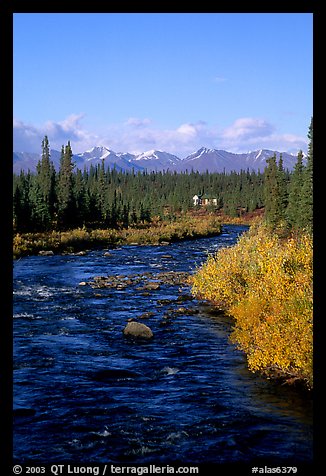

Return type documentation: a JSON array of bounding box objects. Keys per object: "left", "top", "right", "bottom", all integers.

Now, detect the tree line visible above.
[
  {"left": 13, "top": 118, "right": 313, "bottom": 234},
  {"left": 12, "top": 138, "right": 265, "bottom": 232},
  {"left": 264, "top": 117, "right": 313, "bottom": 233}
]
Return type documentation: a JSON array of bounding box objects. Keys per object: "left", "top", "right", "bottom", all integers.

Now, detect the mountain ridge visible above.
[{"left": 13, "top": 145, "right": 301, "bottom": 174}]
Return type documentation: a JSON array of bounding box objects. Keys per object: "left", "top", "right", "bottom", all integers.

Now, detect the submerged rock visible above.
[
  {"left": 85, "top": 270, "right": 190, "bottom": 290},
  {"left": 143, "top": 282, "right": 161, "bottom": 291},
  {"left": 91, "top": 368, "right": 139, "bottom": 382},
  {"left": 123, "top": 321, "right": 154, "bottom": 339},
  {"left": 157, "top": 298, "right": 177, "bottom": 306},
  {"left": 176, "top": 294, "right": 194, "bottom": 302},
  {"left": 38, "top": 250, "right": 54, "bottom": 256},
  {"left": 138, "top": 312, "right": 155, "bottom": 319},
  {"left": 174, "top": 307, "right": 199, "bottom": 315},
  {"left": 161, "top": 366, "right": 179, "bottom": 375}
]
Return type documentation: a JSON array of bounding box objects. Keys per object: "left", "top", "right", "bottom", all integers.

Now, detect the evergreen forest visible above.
[{"left": 13, "top": 119, "right": 312, "bottom": 236}]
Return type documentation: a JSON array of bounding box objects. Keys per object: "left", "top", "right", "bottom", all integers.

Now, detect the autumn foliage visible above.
[
  {"left": 191, "top": 222, "right": 313, "bottom": 389},
  {"left": 13, "top": 215, "right": 222, "bottom": 258}
]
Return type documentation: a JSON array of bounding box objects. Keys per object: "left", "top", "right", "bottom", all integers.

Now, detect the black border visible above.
[{"left": 2, "top": 3, "right": 319, "bottom": 475}]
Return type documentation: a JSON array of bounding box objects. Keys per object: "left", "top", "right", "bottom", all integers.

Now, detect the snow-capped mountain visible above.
[
  {"left": 239, "top": 149, "right": 301, "bottom": 171},
  {"left": 77, "top": 146, "right": 114, "bottom": 161},
  {"left": 74, "top": 146, "right": 142, "bottom": 171},
  {"left": 178, "top": 147, "right": 299, "bottom": 173},
  {"left": 176, "top": 147, "right": 243, "bottom": 173},
  {"left": 13, "top": 145, "right": 301, "bottom": 174},
  {"left": 133, "top": 150, "right": 181, "bottom": 170}
]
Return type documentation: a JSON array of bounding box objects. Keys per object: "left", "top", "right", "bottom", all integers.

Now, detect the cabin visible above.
[
  {"left": 193, "top": 193, "right": 218, "bottom": 207},
  {"left": 192, "top": 194, "right": 202, "bottom": 206}
]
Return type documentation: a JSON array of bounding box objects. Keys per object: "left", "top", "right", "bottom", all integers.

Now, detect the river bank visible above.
[
  {"left": 13, "top": 207, "right": 266, "bottom": 259},
  {"left": 13, "top": 215, "right": 222, "bottom": 259}
]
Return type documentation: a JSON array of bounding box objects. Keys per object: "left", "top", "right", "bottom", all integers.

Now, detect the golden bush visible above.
[{"left": 191, "top": 224, "right": 313, "bottom": 388}]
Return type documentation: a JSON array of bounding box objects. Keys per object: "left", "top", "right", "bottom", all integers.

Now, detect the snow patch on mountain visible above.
[
  {"left": 13, "top": 145, "right": 302, "bottom": 174},
  {"left": 134, "top": 149, "right": 159, "bottom": 161}
]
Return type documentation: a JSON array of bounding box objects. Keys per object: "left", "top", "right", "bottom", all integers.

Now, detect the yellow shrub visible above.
[{"left": 191, "top": 224, "right": 313, "bottom": 388}]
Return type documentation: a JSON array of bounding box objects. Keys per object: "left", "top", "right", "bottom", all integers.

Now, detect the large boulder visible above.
[{"left": 123, "top": 321, "right": 154, "bottom": 339}]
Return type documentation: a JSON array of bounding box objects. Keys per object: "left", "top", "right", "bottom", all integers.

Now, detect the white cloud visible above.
[
  {"left": 102, "top": 120, "right": 215, "bottom": 157},
  {"left": 124, "top": 117, "right": 152, "bottom": 127},
  {"left": 222, "top": 117, "right": 275, "bottom": 141},
  {"left": 43, "top": 114, "right": 99, "bottom": 146},
  {"left": 177, "top": 123, "right": 197, "bottom": 138},
  {"left": 13, "top": 119, "right": 44, "bottom": 153},
  {"left": 13, "top": 115, "right": 100, "bottom": 154},
  {"left": 13, "top": 115, "right": 308, "bottom": 158},
  {"left": 220, "top": 117, "right": 307, "bottom": 153}
]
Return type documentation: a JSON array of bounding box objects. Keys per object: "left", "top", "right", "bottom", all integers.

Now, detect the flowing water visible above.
[{"left": 13, "top": 225, "right": 313, "bottom": 464}]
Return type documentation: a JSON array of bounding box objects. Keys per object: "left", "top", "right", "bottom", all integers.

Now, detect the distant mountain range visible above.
[{"left": 13, "top": 146, "right": 301, "bottom": 174}]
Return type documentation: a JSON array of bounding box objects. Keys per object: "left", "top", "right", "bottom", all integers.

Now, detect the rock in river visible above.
[
  {"left": 91, "top": 368, "right": 139, "bottom": 382},
  {"left": 123, "top": 321, "right": 154, "bottom": 339}
]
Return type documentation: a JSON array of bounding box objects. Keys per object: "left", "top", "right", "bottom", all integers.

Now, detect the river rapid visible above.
[{"left": 13, "top": 225, "right": 313, "bottom": 465}]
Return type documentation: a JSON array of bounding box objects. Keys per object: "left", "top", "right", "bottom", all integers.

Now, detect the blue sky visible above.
[{"left": 13, "top": 13, "right": 313, "bottom": 156}]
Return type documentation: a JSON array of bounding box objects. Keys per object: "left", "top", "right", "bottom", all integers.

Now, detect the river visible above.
[{"left": 13, "top": 225, "right": 313, "bottom": 465}]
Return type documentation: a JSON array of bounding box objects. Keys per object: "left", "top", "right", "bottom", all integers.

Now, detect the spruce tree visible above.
[
  {"left": 96, "top": 160, "right": 107, "bottom": 224},
  {"left": 27, "top": 136, "right": 56, "bottom": 230},
  {"left": 300, "top": 118, "right": 313, "bottom": 232},
  {"left": 57, "top": 141, "right": 76, "bottom": 229},
  {"left": 264, "top": 154, "right": 280, "bottom": 228},
  {"left": 276, "top": 155, "right": 289, "bottom": 225},
  {"left": 13, "top": 171, "right": 33, "bottom": 232},
  {"left": 287, "top": 150, "right": 304, "bottom": 229},
  {"left": 74, "top": 168, "right": 88, "bottom": 227},
  {"left": 122, "top": 203, "right": 130, "bottom": 228}
]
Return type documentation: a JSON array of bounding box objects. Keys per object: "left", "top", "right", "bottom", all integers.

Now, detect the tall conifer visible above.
[
  {"left": 264, "top": 154, "right": 279, "bottom": 227},
  {"left": 287, "top": 150, "right": 304, "bottom": 229},
  {"left": 29, "top": 136, "right": 56, "bottom": 230},
  {"left": 300, "top": 117, "right": 313, "bottom": 232},
  {"left": 57, "top": 141, "right": 76, "bottom": 229}
]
